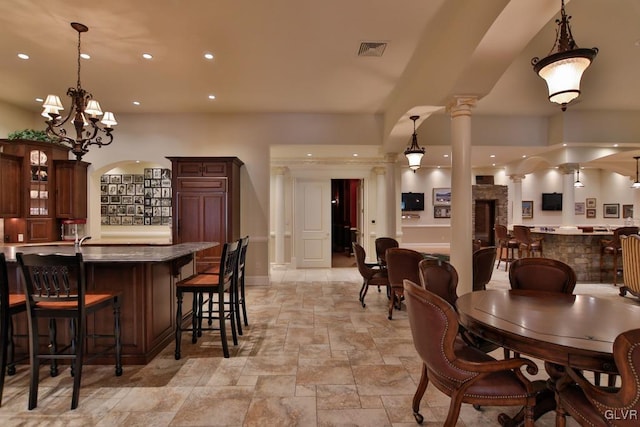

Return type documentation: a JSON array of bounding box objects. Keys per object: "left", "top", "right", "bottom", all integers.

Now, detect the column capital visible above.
[
  {"left": 372, "top": 166, "right": 386, "bottom": 175},
  {"left": 446, "top": 96, "right": 477, "bottom": 117},
  {"left": 383, "top": 152, "right": 398, "bottom": 163},
  {"left": 557, "top": 163, "right": 579, "bottom": 175},
  {"left": 509, "top": 174, "right": 526, "bottom": 183},
  {"left": 272, "top": 166, "right": 288, "bottom": 175}
]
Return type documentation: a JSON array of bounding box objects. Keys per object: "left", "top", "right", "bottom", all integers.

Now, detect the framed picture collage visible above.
[{"left": 100, "top": 168, "right": 172, "bottom": 226}]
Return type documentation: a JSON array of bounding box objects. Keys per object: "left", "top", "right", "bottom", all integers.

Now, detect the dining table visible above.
[{"left": 456, "top": 289, "right": 640, "bottom": 426}]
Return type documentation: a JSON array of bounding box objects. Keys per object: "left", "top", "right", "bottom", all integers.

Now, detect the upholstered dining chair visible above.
[
  {"left": 555, "top": 328, "right": 640, "bottom": 427},
  {"left": 352, "top": 243, "right": 389, "bottom": 308},
  {"left": 509, "top": 257, "right": 577, "bottom": 294},
  {"left": 419, "top": 258, "right": 499, "bottom": 356},
  {"left": 495, "top": 224, "right": 519, "bottom": 271},
  {"left": 1, "top": 253, "right": 26, "bottom": 407},
  {"left": 385, "top": 248, "right": 422, "bottom": 320},
  {"left": 403, "top": 279, "right": 537, "bottom": 426},
  {"left": 16, "top": 252, "right": 123, "bottom": 410},
  {"left": 472, "top": 246, "right": 497, "bottom": 291},
  {"left": 175, "top": 240, "right": 240, "bottom": 359},
  {"left": 512, "top": 225, "right": 543, "bottom": 258},
  {"left": 620, "top": 234, "right": 640, "bottom": 299},
  {"left": 374, "top": 237, "right": 398, "bottom": 268},
  {"left": 601, "top": 226, "right": 638, "bottom": 285}
]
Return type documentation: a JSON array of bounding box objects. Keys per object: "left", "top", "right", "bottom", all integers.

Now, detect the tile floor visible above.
[{"left": 0, "top": 260, "right": 635, "bottom": 426}]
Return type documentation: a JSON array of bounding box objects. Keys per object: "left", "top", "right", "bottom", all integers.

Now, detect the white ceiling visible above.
[{"left": 1, "top": 0, "right": 640, "bottom": 170}]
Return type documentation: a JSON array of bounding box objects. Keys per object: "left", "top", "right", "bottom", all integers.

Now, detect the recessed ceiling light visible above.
[
  {"left": 204, "top": 53, "right": 214, "bottom": 60},
  {"left": 522, "top": 155, "right": 527, "bottom": 158},
  {"left": 437, "top": 165, "right": 441, "bottom": 169},
  {"left": 35, "top": 97, "right": 43, "bottom": 103},
  {"left": 132, "top": 101, "right": 141, "bottom": 106},
  {"left": 17, "top": 53, "right": 29, "bottom": 60},
  {"left": 306, "top": 153, "right": 312, "bottom": 157},
  {"left": 142, "top": 53, "right": 153, "bottom": 60},
  {"left": 208, "top": 94, "right": 216, "bottom": 100},
  {"left": 443, "top": 154, "right": 449, "bottom": 158},
  {"left": 490, "top": 154, "right": 496, "bottom": 158},
  {"left": 614, "top": 144, "right": 619, "bottom": 147},
  {"left": 492, "top": 163, "right": 496, "bottom": 166},
  {"left": 353, "top": 153, "right": 358, "bottom": 157},
  {"left": 80, "top": 53, "right": 90, "bottom": 60},
  {"left": 562, "top": 143, "right": 567, "bottom": 146},
  {"left": 135, "top": 160, "right": 140, "bottom": 163}
]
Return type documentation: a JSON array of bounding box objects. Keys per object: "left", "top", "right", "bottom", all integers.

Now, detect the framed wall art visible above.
[
  {"left": 586, "top": 198, "right": 596, "bottom": 209},
  {"left": 522, "top": 201, "right": 533, "bottom": 219},
  {"left": 574, "top": 202, "right": 585, "bottom": 215},
  {"left": 603, "top": 203, "right": 620, "bottom": 219},
  {"left": 434, "top": 205, "right": 451, "bottom": 219},
  {"left": 433, "top": 188, "right": 451, "bottom": 206},
  {"left": 586, "top": 208, "right": 596, "bottom": 219},
  {"left": 100, "top": 168, "right": 172, "bottom": 226},
  {"left": 623, "top": 204, "right": 634, "bottom": 219}
]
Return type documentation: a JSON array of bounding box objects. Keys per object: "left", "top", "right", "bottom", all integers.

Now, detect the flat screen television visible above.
[
  {"left": 541, "top": 192, "right": 562, "bottom": 211},
  {"left": 401, "top": 192, "right": 424, "bottom": 211}
]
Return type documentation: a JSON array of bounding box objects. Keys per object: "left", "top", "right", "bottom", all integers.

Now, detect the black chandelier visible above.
[
  {"left": 42, "top": 22, "right": 117, "bottom": 161},
  {"left": 531, "top": 0, "right": 598, "bottom": 111},
  {"left": 404, "top": 115, "right": 425, "bottom": 172}
]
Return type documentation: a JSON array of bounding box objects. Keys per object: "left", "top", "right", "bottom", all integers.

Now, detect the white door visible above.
[{"left": 294, "top": 178, "right": 331, "bottom": 268}]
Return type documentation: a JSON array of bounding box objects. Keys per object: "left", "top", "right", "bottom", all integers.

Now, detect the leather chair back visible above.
[
  {"left": 509, "top": 258, "right": 576, "bottom": 294},
  {"left": 512, "top": 225, "right": 532, "bottom": 245},
  {"left": 353, "top": 242, "right": 374, "bottom": 279},
  {"left": 473, "top": 246, "right": 497, "bottom": 291},
  {"left": 495, "top": 224, "right": 509, "bottom": 242},
  {"left": 374, "top": 237, "right": 398, "bottom": 265},
  {"left": 621, "top": 234, "right": 640, "bottom": 295},
  {"left": 418, "top": 258, "right": 458, "bottom": 306},
  {"left": 386, "top": 248, "right": 422, "bottom": 289}
]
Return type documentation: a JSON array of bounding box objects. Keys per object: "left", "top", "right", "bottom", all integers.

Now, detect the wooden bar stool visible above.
[
  {"left": 1, "top": 253, "right": 27, "bottom": 407},
  {"left": 494, "top": 225, "right": 518, "bottom": 271},
  {"left": 16, "top": 252, "right": 122, "bottom": 410}
]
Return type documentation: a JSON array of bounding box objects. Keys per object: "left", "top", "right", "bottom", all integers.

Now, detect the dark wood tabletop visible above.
[{"left": 456, "top": 289, "right": 640, "bottom": 374}]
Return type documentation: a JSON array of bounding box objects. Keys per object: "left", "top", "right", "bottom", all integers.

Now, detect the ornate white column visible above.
[
  {"left": 510, "top": 175, "right": 525, "bottom": 226},
  {"left": 559, "top": 163, "right": 578, "bottom": 229},
  {"left": 448, "top": 96, "right": 476, "bottom": 295},
  {"left": 373, "top": 166, "right": 388, "bottom": 238},
  {"left": 273, "top": 166, "right": 287, "bottom": 265},
  {"left": 384, "top": 153, "right": 398, "bottom": 239}
]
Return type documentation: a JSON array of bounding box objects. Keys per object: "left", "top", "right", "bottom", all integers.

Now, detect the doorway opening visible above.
[
  {"left": 474, "top": 199, "right": 496, "bottom": 247},
  {"left": 331, "top": 179, "right": 361, "bottom": 268}
]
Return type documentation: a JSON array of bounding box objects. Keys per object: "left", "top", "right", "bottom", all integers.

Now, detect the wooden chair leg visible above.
[
  {"left": 71, "top": 320, "right": 85, "bottom": 410},
  {"left": 175, "top": 291, "right": 183, "bottom": 360},
  {"left": 218, "top": 292, "right": 230, "bottom": 358},
  {"left": 113, "top": 297, "right": 123, "bottom": 376},
  {"left": 412, "top": 364, "right": 429, "bottom": 424}
]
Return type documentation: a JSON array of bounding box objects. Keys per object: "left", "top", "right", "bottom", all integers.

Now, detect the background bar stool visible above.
[
  {"left": 16, "top": 252, "right": 122, "bottom": 410},
  {"left": 600, "top": 226, "right": 638, "bottom": 285},
  {"left": 175, "top": 240, "right": 240, "bottom": 359},
  {"left": 494, "top": 225, "right": 518, "bottom": 271},
  {"left": 1, "top": 253, "right": 27, "bottom": 407}
]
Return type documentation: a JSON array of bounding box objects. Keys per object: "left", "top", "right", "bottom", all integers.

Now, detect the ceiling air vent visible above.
[{"left": 357, "top": 42, "right": 387, "bottom": 57}]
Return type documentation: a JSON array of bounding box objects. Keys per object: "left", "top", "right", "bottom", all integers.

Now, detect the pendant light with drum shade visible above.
[
  {"left": 404, "top": 115, "right": 425, "bottom": 172},
  {"left": 531, "top": 0, "right": 598, "bottom": 111}
]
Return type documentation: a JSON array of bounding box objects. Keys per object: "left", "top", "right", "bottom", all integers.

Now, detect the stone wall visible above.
[{"left": 472, "top": 185, "right": 508, "bottom": 244}]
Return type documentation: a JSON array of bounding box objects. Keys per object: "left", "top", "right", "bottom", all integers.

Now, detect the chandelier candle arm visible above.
[{"left": 42, "top": 22, "right": 117, "bottom": 161}]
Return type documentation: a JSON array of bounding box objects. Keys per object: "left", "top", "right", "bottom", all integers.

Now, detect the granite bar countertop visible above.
[{"left": 1, "top": 242, "right": 217, "bottom": 263}]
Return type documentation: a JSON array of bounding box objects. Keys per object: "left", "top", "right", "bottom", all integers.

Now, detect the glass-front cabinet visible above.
[
  {"left": 29, "top": 148, "right": 50, "bottom": 217},
  {"left": 0, "top": 139, "right": 87, "bottom": 243}
]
